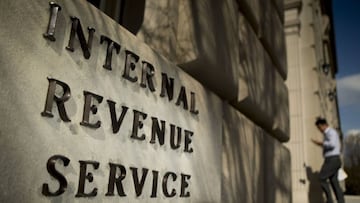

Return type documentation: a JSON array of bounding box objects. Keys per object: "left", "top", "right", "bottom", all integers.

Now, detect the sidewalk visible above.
[{"left": 345, "top": 195, "right": 360, "bottom": 203}]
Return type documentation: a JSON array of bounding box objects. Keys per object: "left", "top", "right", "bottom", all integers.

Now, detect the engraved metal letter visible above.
[
  {"left": 41, "top": 77, "right": 71, "bottom": 122},
  {"left": 175, "top": 86, "right": 188, "bottom": 110},
  {"left": 190, "top": 92, "right": 199, "bottom": 115},
  {"left": 100, "top": 35, "right": 121, "bottom": 70},
  {"left": 75, "top": 160, "right": 100, "bottom": 197},
  {"left": 66, "top": 16, "right": 95, "bottom": 59},
  {"left": 151, "top": 170, "right": 159, "bottom": 198},
  {"left": 106, "top": 163, "right": 127, "bottom": 196},
  {"left": 180, "top": 174, "right": 191, "bottom": 197},
  {"left": 130, "top": 167, "right": 149, "bottom": 197},
  {"left": 184, "top": 130, "right": 194, "bottom": 153},
  {"left": 140, "top": 61, "right": 156, "bottom": 92},
  {"left": 107, "top": 100, "right": 129, "bottom": 133},
  {"left": 162, "top": 172, "right": 177, "bottom": 197},
  {"left": 42, "top": 155, "right": 70, "bottom": 196},
  {"left": 80, "top": 91, "right": 103, "bottom": 129},
  {"left": 43, "top": 2, "right": 62, "bottom": 41},
  {"left": 150, "top": 117, "right": 165, "bottom": 146},
  {"left": 170, "top": 124, "right": 182, "bottom": 150},
  {"left": 122, "top": 50, "right": 139, "bottom": 82},
  {"left": 160, "top": 73, "right": 174, "bottom": 101},
  {"left": 130, "top": 110, "right": 147, "bottom": 140}
]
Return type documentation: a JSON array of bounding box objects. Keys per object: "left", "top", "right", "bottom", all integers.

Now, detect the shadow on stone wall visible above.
[
  {"left": 222, "top": 105, "right": 291, "bottom": 203},
  {"left": 182, "top": 0, "right": 239, "bottom": 100},
  {"left": 222, "top": 106, "right": 265, "bottom": 203},
  {"left": 136, "top": 0, "right": 290, "bottom": 142},
  {"left": 138, "top": 0, "right": 240, "bottom": 100},
  {"left": 305, "top": 165, "right": 325, "bottom": 203},
  {"left": 264, "top": 134, "right": 292, "bottom": 203}
]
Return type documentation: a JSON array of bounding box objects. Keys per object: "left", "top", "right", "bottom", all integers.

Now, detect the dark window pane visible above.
[{"left": 87, "top": 0, "right": 101, "bottom": 8}]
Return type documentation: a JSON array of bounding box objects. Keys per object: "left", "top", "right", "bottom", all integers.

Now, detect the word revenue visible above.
[
  {"left": 43, "top": 2, "right": 199, "bottom": 115},
  {"left": 41, "top": 78, "right": 194, "bottom": 154}
]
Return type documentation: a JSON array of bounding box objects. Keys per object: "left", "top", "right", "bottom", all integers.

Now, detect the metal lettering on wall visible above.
[{"left": 40, "top": 1, "right": 198, "bottom": 198}]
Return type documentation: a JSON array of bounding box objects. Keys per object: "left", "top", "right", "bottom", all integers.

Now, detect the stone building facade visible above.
[
  {"left": 284, "top": 0, "right": 341, "bottom": 202},
  {"left": 0, "top": 0, "right": 291, "bottom": 202}
]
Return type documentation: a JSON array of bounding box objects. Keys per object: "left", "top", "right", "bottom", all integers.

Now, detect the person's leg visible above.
[
  {"left": 320, "top": 160, "right": 334, "bottom": 203},
  {"left": 329, "top": 173, "right": 344, "bottom": 203},
  {"left": 320, "top": 178, "right": 333, "bottom": 203},
  {"left": 329, "top": 157, "right": 345, "bottom": 203}
]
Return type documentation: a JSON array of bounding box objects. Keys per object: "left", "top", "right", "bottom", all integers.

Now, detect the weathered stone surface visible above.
[
  {"left": 178, "top": 0, "right": 241, "bottom": 101},
  {"left": 222, "top": 104, "right": 292, "bottom": 203},
  {"left": 0, "top": 0, "right": 223, "bottom": 202},
  {"left": 272, "top": 0, "right": 285, "bottom": 23},
  {"left": 222, "top": 104, "right": 265, "bottom": 203},
  {"left": 235, "top": 14, "right": 289, "bottom": 142},
  {"left": 260, "top": 0, "right": 287, "bottom": 80},
  {"left": 138, "top": 0, "right": 240, "bottom": 101},
  {"left": 236, "top": 0, "right": 261, "bottom": 33},
  {"left": 236, "top": 13, "right": 271, "bottom": 131},
  {"left": 137, "top": 0, "right": 198, "bottom": 67},
  {"left": 273, "top": 81, "right": 290, "bottom": 142},
  {"left": 137, "top": 0, "right": 180, "bottom": 62},
  {"left": 264, "top": 135, "right": 292, "bottom": 203}
]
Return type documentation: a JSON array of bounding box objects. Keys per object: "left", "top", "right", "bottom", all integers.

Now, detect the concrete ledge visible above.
[{"left": 345, "top": 195, "right": 360, "bottom": 203}]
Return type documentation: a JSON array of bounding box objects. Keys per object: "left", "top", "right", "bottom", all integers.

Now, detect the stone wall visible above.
[
  {"left": 137, "top": 0, "right": 290, "bottom": 142},
  {"left": 222, "top": 104, "right": 292, "bottom": 203},
  {"left": 138, "top": 0, "right": 292, "bottom": 202},
  {"left": 0, "top": 0, "right": 292, "bottom": 202}
]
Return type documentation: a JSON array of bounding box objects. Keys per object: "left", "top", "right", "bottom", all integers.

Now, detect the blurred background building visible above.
[{"left": 284, "top": 0, "right": 341, "bottom": 202}]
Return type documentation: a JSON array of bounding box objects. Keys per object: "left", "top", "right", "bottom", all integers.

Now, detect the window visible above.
[{"left": 87, "top": 0, "right": 145, "bottom": 35}]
